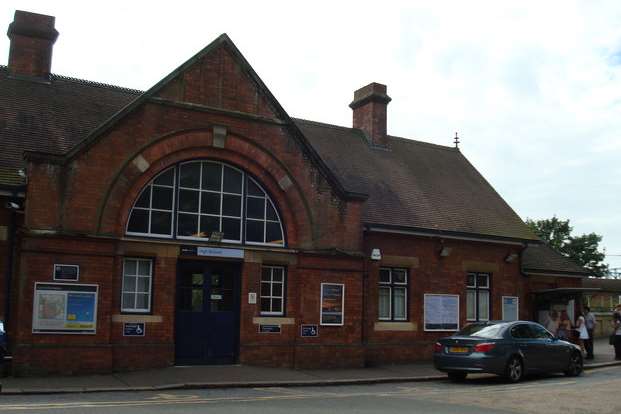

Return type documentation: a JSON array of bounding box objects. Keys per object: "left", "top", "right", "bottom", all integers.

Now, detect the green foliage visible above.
[{"left": 526, "top": 217, "right": 609, "bottom": 277}]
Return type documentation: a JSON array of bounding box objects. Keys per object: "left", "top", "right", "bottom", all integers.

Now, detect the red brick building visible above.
[{"left": 0, "top": 10, "right": 589, "bottom": 375}]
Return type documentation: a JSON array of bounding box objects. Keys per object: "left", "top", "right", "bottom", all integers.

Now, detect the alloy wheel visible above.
[{"left": 506, "top": 357, "right": 523, "bottom": 383}]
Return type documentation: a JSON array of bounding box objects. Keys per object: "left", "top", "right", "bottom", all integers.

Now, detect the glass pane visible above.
[
  {"left": 179, "top": 162, "right": 201, "bottom": 188},
  {"left": 178, "top": 189, "right": 199, "bottom": 212},
  {"left": 393, "top": 287, "right": 406, "bottom": 320},
  {"left": 200, "top": 192, "right": 220, "bottom": 215},
  {"left": 478, "top": 291, "right": 489, "bottom": 320},
  {"left": 136, "top": 294, "right": 149, "bottom": 309},
  {"left": 222, "top": 217, "right": 241, "bottom": 240},
  {"left": 127, "top": 209, "right": 149, "bottom": 233},
  {"left": 200, "top": 215, "right": 220, "bottom": 237},
  {"left": 122, "top": 293, "right": 135, "bottom": 310},
  {"left": 393, "top": 269, "right": 407, "bottom": 284},
  {"left": 246, "top": 197, "right": 265, "bottom": 219},
  {"left": 135, "top": 187, "right": 151, "bottom": 208},
  {"left": 467, "top": 290, "right": 476, "bottom": 320},
  {"left": 137, "top": 277, "right": 150, "bottom": 293},
  {"left": 124, "top": 260, "right": 137, "bottom": 276},
  {"left": 467, "top": 273, "right": 476, "bottom": 287},
  {"left": 261, "top": 282, "right": 271, "bottom": 297},
  {"left": 153, "top": 168, "right": 174, "bottom": 186},
  {"left": 152, "top": 186, "right": 173, "bottom": 210},
  {"left": 123, "top": 276, "right": 137, "bottom": 292},
  {"left": 177, "top": 213, "right": 198, "bottom": 237},
  {"left": 223, "top": 167, "right": 242, "bottom": 194},
  {"left": 271, "top": 298, "right": 282, "bottom": 313},
  {"left": 272, "top": 267, "right": 283, "bottom": 282},
  {"left": 246, "top": 219, "right": 264, "bottom": 242},
  {"left": 266, "top": 222, "right": 283, "bottom": 244},
  {"left": 150, "top": 211, "right": 172, "bottom": 235},
  {"left": 261, "top": 267, "right": 272, "bottom": 282},
  {"left": 272, "top": 282, "right": 283, "bottom": 297},
  {"left": 247, "top": 178, "right": 263, "bottom": 196},
  {"left": 222, "top": 194, "right": 242, "bottom": 217},
  {"left": 379, "top": 287, "right": 391, "bottom": 319},
  {"left": 192, "top": 274, "right": 204, "bottom": 286},
  {"left": 261, "top": 298, "right": 271, "bottom": 312},
  {"left": 201, "top": 162, "right": 222, "bottom": 191},
  {"left": 379, "top": 269, "right": 391, "bottom": 283},
  {"left": 477, "top": 274, "right": 489, "bottom": 288},
  {"left": 138, "top": 260, "right": 151, "bottom": 276},
  {"left": 266, "top": 200, "right": 278, "bottom": 221},
  {"left": 211, "top": 274, "right": 221, "bottom": 287},
  {"left": 192, "top": 288, "right": 203, "bottom": 311}
]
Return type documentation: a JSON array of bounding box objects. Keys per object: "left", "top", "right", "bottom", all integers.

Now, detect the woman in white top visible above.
[{"left": 575, "top": 312, "right": 588, "bottom": 355}]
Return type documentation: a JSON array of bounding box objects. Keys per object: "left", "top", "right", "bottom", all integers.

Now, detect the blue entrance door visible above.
[{"left": 175, "top": 260, "right": 241, "bottom": 365}]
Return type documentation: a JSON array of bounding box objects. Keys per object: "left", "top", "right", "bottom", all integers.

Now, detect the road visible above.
[{"left": 0, "top": 366, "right": 620, "bottom": 413}]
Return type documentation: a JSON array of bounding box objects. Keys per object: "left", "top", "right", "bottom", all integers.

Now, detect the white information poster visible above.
[
  {"left": 32, "top": 282, "right": 98, "bottom": 334},
  {"left": 424, "top": 294, "right": 459, "bottom": 331},
  {"left": 502, "top": 296, "right": 519, "bottom": 321}
]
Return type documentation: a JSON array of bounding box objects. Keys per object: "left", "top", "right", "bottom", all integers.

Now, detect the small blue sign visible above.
[
  {"left": 123, "top": 322, "right": 145, "bottom": 336},
  {"left": 259, "top": 324, "right": 281, "bottom": 333},
  {"left": 301, "top": 324, "right": 318, "bottom": 337}
]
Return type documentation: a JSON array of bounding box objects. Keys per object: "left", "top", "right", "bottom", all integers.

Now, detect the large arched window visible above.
[{"left": 126, "top": 160, "right": 285, "bottom": 246}]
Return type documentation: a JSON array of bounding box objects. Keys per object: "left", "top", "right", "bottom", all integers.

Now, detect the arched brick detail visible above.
[{"left": 98, "top": 129, "right": 314, "bottom": 248}]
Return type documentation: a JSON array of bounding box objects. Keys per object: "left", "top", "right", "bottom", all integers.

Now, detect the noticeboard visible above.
[
  {"left": 502, "top": 296, "right": 519, "bottom": 321},
  {"left": 32, "top": 282, "right": 98, "bottom": 334},
  {"left": 53, "top": 264, "right": 80, "bottom": 281},
  {"left": 320, "top": 283, "right": 344, "bottom": 326},
  {"left": 424, "top": 294, "right": 459, "bottom": 331}
]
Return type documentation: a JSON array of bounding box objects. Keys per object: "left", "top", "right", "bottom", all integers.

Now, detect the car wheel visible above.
[
  {"left": 505, "top": 356, "right": 523, "bottom": 383},
  {"left": 447, "top": 371, "right": 467, "bottom": 382},
  {"left": 564, "top": 352, "right": 583, "bottom": 377}
]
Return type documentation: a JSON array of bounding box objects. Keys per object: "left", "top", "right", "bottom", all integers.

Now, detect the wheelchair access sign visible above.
[
  {"left": 123, "top": 322, "right": 145, "bottom": 337},
  {"left": 300, "top": 324, "right": 318, "bottom": 337}
]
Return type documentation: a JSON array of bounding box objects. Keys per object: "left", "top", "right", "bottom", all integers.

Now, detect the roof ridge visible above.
[
  {"left": 0, "top": 65, "right": 143, "bottom": 95},
  {"left": 388, "top": 134, "right": 457, "bottom": 152},
  {"left": 292, "top": 117, "right": 353, "bottom": 131}
]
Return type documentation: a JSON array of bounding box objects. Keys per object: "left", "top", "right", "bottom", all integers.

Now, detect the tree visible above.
[{"left": 526, "top": 217, "right": 609, "bottom": 277}]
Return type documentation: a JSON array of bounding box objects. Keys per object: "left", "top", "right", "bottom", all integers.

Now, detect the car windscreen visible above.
[{"left": 457, "top": 323, "right": 505, "bottom": 338}]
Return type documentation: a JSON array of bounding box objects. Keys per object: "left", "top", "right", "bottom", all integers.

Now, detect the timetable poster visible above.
[{"left": 33, "top": 283, "right": 98, "bottom": 334}]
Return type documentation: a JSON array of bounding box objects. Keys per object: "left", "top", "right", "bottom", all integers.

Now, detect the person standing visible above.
[
  {"left": 575, "top": 311, "right": 588, "bottom": 355},
  {"left": 584, "top": 306, "right": 596, "bottom": 359},
  {"left": 613, "top": 304, "right": 621, "bottom": 360}
]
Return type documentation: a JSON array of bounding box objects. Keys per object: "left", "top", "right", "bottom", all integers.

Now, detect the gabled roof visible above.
[
  {"left": 0, "top": 34, "right": 538, "bottom": 242},
  {"left": 522, "top": 243, "right": 591, "bottom": 277}
]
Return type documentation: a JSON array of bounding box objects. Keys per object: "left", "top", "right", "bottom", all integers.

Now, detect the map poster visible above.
[
  {"left": 424, "top": 294, "right": 460, "bottom": 331},
  {"left": 32, "top": 283, "right": 98, "bottom": 334},
  {"left": 320, "top": 283, "right": 344, "bottom": 326}
]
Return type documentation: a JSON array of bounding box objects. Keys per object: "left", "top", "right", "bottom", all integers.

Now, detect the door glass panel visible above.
[
  {"left": 191, "top": 288, "right": 203, "bottom": 311},
  {"left": 209, "top": 273, "right": 233, "bottom": 312}
]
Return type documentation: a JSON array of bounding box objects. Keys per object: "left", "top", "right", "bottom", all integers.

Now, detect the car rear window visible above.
[{"left": 457, "top": 324, "right": 505, "bottom": 338}]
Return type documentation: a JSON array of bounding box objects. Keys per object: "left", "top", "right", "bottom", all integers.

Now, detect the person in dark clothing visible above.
[
  {"left": 584, "top": 306, "right": 596, "bottom": 359},
  {"left": 613, "top": 305, "right": 621, "bottom": 360}
]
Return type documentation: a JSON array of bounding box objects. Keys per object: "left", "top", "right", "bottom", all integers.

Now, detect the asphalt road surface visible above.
[{"left": 1, "top": 366, "right": 620, "bottom": 413}]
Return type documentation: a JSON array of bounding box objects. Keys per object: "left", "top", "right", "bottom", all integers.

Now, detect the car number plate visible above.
[{"left": 449, "top": 346, "right": 469, "bottom": 353}]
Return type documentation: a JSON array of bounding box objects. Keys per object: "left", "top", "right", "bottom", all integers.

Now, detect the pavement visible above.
[{"left": 1, "top": 338, "right": 619, "bottom": 395}]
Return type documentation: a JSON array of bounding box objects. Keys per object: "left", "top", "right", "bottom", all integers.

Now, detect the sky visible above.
[{"left": 2, "top": 1, "right": 620, "bottom": 270}]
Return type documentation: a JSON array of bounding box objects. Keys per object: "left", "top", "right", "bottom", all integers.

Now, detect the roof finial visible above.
[{"left": 454, "top": 132, "right": 460, "bottom": 149}]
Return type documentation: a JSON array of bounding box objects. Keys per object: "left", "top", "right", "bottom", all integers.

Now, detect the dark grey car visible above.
[{"left": 433, "top": 320, "right": 583, "bottom": 382}]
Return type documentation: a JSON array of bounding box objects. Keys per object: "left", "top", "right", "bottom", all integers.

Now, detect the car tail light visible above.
[
  {"left": 473, "top": 342, "right": 496, "bottom": 353},
  {"left": 433, "top": 342, "right": 443, "bottom": 353}
]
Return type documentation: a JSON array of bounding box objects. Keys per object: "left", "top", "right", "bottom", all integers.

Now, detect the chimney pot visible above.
[
  {"left": 350, "top": 82, "right": 391, "bottom": 148},
  {"left": 7, "top": 10, "right": 59, "bottom": 80}
]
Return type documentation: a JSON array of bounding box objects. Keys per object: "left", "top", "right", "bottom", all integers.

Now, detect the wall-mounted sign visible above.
[
  {"left": 424, "top": 294, "right": 459, "bottom": 331},
  {"left": 123, "top": 322, "right": 145, "bottom": 336},
  {"left": 301, "top": 324, "right": 318, "bottom": 337},
  {"left": 179, "top": 245, "right": 244, "bottom": 259},
  {"left": 502, "top": 296, "right": 519, "bottom": 321},
  {"left": 320, "top": 283, "right": 344, "bottom": 326},
  {"left": 53, "top": 264, "right": 79, "bottom": 281},
  {"left": 248, "top": 292, "right": 257, "bottom": 304},
  {"left": 259, "top": 324, "right": 281, "bottom": 333},
  {"left": 32, "top": 283, "right": 98, "bottom": 334}
]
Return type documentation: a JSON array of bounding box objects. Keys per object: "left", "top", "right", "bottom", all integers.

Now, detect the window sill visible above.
[
  {"left": 253, "top": 316, "right": 294, "bottom": 325},
  {"left": 374, "top": 321, "right": 417, "bottom": 332},
  {"left": 112, "top": 314, "right": 163, "bottom": 323}
]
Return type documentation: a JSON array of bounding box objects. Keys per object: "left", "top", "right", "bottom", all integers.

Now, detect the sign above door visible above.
[{"left": 180, "top": 245, "right": 245, "bottom": 259}]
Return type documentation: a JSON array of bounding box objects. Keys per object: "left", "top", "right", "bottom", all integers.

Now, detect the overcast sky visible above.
[{"left": 3, "top": 1, "right": 620, "bottom": 269}]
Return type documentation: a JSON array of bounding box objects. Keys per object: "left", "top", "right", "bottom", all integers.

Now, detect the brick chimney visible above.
[
  {"left": 349, "top": 82, "right": 392, "bottom": 147},
  {"left": 7, "top": 10, "right": 59, "bottom": 80}
]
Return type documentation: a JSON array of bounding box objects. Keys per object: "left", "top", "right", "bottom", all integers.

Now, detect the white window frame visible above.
[
  {"left": 466, "top": 272, "right": 490, "bottom": 322},
  {"left": 260, "top": 265, "right": 286, "bottom": 316},
  {"left": 378, "top": 268, "right": 408, "bottom": 321},
  {"left": 121, "top": 258, "right": 153, "bottom": 313}
]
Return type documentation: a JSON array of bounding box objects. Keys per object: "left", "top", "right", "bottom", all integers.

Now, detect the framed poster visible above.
[
  {"left": 32, "top": 282, "right": 98, "bottom": 334},
  {"left": 320, "top": 283, "right": 344, "bottom": 326},
  {"left": 424, "top": 294, "right": 459, "bottom": 331},
  {"left": 53, "top": 264, "right": 80, "bottom": 281},
  {"left": 502, "top": 296, "right": 519, "bottom": 321}
]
